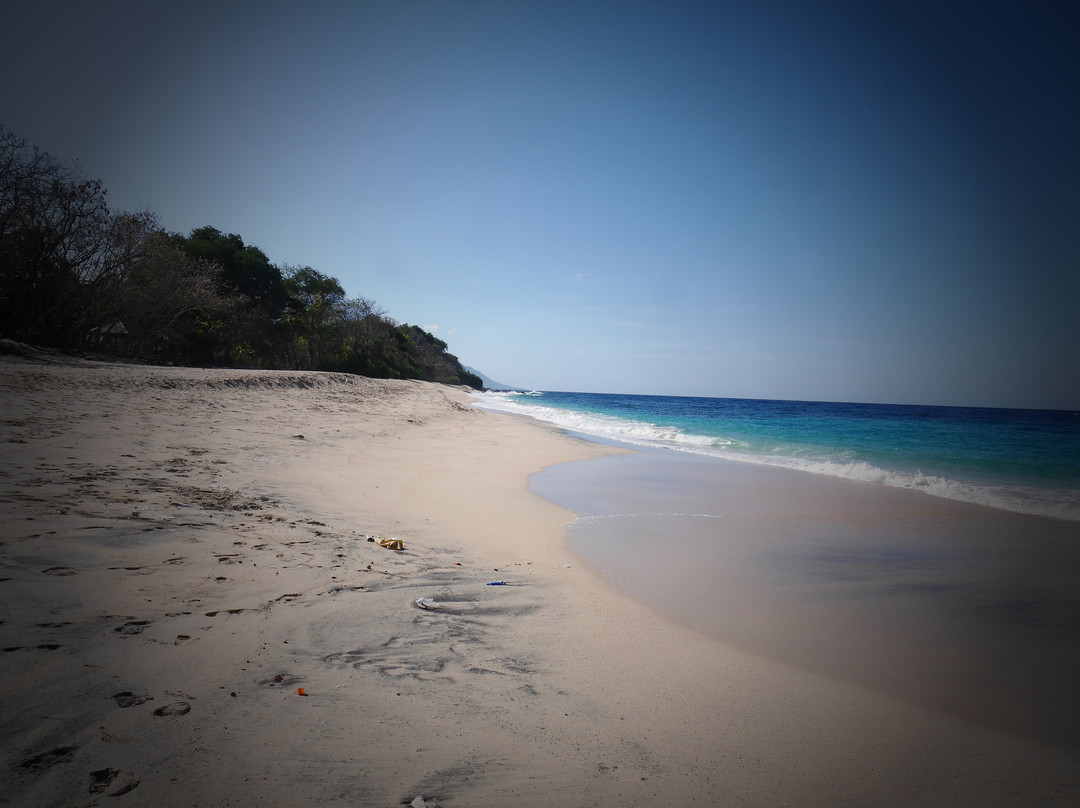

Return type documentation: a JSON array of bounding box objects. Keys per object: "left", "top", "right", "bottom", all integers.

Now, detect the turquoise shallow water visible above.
[
  {"left": 475, "top": 391, "right": 1080, "bottom": 520},
  {"left": 472, "top": 390, "right": 1080, "bottom": 747}
]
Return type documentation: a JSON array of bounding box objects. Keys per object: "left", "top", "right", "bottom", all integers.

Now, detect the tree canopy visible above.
[{"left": 0, "top": 124, "right": 483, "bottom": 389}]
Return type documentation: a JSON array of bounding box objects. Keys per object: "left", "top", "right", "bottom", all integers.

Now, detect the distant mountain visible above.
[{"left": 464, "top": 366, "right": 520, "bottom": 391}]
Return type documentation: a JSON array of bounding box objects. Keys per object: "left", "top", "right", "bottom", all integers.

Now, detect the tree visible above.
[
  {"left": 115, "top": 229, "right": 231, "bottom": 353},
  {"left": 0, "top": 124, "right": 152, "bottom": 346},
  {"left": 282, "top": 265, "right": 345, "bottom": 369},
  {"left": 180, "top": 226, "right": 288, "bottom": 366},
  {"left": 320, "top": 295, "right": 398, "bottom": 376},
  {"left": 1, "top": 127, "right": 483, "bottom": 385},
  {"left": 183, "top": 226, "right": 287, "bottom": 317},
  {"left": 399, "top": 324, "right": 480, "bottom": 385}
]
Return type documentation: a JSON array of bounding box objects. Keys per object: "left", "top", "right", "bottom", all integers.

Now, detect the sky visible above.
[{"left": 3, "top": 0, "right": 1078, "bottom": 408}]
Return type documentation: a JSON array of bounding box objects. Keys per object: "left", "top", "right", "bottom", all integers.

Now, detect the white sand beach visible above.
[{"left": 1, "top": 354, "right": 1077, "bottom": 807}]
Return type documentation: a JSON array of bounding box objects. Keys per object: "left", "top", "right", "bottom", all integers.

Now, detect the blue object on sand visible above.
[{"left": 486, "top": 581, "right": 507, "bottom": 586}]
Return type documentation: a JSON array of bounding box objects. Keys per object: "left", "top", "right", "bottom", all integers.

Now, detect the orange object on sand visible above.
[{"left": 297, "top": 687, "right": 307, "bottom": 696}]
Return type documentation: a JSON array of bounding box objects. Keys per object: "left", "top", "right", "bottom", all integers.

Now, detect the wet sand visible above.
[
  {"left": 2, "top": 353, "right": 1079, "bottom": 806},
  {"left": 533, "top": 447, "right": 1080, "bottom": 749}
]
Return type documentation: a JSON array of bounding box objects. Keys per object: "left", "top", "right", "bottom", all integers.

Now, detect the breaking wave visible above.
[{"left": 473, "top": 390, "right": 1080, "bottom": 521}]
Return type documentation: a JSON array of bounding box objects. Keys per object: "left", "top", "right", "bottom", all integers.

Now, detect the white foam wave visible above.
[
  {"left": 709, "top": 451, "right": 1080, "bottom": 521},
  {"left": 473, "top": 391, "right": 730, "bottom": 450},
  {"left": 471, "top": 391, "right": 1080, "bottom": 522}
]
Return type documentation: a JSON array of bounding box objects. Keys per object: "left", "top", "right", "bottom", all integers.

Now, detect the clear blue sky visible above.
[{"left": 4, "top": 1, "right": 1078, "bottom": 408}]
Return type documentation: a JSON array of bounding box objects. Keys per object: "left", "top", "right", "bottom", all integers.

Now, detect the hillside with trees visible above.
[{"left": 0, "top": 125, "right": 482, "bottom": 388}]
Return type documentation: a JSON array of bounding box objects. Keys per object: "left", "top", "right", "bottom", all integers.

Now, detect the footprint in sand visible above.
[
  {"left": 260, "top": 673, "right": 300, "bottom": 688},
  {"left": 41, "top": 566, "right": 76, "bottom": 576},
  {"left": 112, "top": 691, "right": 153, "bottom": 708},
  {"left": 21, "top": 746, "right": 78, "bottom": 771},
  {"left": 204, "top": 608, "right": 250, "bottom": 617},
  {"left": 89, "top": 767, "right": 139, "bottom": 796},
  {"left": 153, "top": 702, "right": 191, "bottom": 716},
  {"left": 115, "top": 620, "right": 151, "bottom": 635}
]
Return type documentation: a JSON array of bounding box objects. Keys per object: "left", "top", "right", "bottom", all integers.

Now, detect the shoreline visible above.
[
  {"left": 473, "top": 393, "right": 1080, "bottom": 525},
  {"left": 2, "top": 356, "right": 1078, "bottom": 806},
  {"left": 534, "top": 445, "right": 1080, "bottom": 750}
]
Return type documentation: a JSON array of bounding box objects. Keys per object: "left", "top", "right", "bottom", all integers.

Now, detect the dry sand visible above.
[{"left": 1, "top": 353, "right": 1077, "bottom": 807}]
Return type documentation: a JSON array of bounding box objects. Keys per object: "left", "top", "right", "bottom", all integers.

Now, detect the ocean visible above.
[
  {"left": 473, "top": 390, "right": 1080, "bottom": 747},
  {"left": 473, "top": 391, "right": 1080, "bottom": 521}
]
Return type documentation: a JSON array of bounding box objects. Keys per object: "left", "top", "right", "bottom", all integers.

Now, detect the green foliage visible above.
[
  {"left": 0, "top": 125, "right": 483, "bottom": 388},
  {"left": 281, "top": 265, "right": 345, "bottom": 368},
  {"left": 182, "top": 226, "right": 287, "bottom": 318},
  {"left": 454, "top": 367, "right": 485, "bottom": 389}
]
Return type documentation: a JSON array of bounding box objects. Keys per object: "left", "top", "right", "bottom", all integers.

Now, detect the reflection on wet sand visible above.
[{"left": 533, "top": 449, "right": 1080, "bottom": 748}]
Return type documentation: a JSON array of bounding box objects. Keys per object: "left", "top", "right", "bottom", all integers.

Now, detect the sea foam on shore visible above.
[{"left": 477, "top": 389, "right": 1080, "bottom": 520}]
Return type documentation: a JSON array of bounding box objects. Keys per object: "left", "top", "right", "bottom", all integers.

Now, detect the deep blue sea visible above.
[{"left": 474, "top": 391, "right": 1080, "bottom": 521}]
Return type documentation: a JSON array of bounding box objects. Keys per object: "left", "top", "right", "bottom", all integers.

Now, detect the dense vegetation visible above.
[{"left": 0, "top": 125, "right": 482, "bottom": 388}]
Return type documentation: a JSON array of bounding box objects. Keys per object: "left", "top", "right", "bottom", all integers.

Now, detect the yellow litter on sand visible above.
[{"left": 363, "top": 534, "right": 405, "bottom": 550}]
